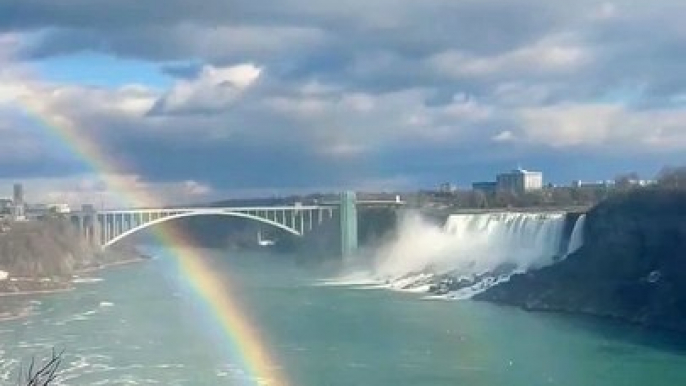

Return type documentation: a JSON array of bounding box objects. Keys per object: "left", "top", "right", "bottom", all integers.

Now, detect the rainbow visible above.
[{"left": 18, "top": 98, "right": 288, "bottom": 385}]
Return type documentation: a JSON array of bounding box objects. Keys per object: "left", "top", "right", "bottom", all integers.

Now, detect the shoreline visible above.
[
  {"left": 0, "top": 287, "right": 73, "bottom": 298},
  {"left": 0, "top": 254, "right": 149, "bottom": 323},
  {"left": 479, "top": 298, "right": 686, "bottom": 335},
  {"left": 0, "top": 256, "right": 148, "bottom": 298},
  {"left": 74, "top": 255, "right": 148, "bottom": 275}
]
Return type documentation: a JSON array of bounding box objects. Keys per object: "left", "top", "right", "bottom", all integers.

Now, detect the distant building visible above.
[
  {"left": 438, "top": 182, "right": 456, "bottom": 194},
  {"left": 48, "top": 203, "right": 71, "bottom": 214},
  {"left": 573, "top": 179, "right": 656, "bottom": 189},
  {"left": 27, "top": 203, "right": 72, "bottom": 219},
  {"left": 496, "top": 168, "right": 543, "bottom": 194},
  {"left": 628, "top": 179, "right": 657, "bottom": 187},
  {"left": 572, "top": 180, "right": 615, "bottom": 189},
  {"left": 13, "top": 183, "right": 23, "bottom": 204},
  {"left": 12, "top": 183, "right": 25, "bottom": 221},
  {"left": 472, "top": 181, "right": 497, "bottom": 194},
  {"left": 26, "top": 204, "right": 49, "bottom": 220},
  {"left": 0, "top": 198, "right": 12, "bottom": 216}
]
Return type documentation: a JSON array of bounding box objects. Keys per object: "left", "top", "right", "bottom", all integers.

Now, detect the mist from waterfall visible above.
[{"left": 369, "top": 211, "right": 575, "bottom": 297}]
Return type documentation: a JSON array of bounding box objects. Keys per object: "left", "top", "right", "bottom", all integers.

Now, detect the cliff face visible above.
[
  {"left": 0, "top": 218, "right": 142, "bottom": 280},
  {"left": 476, "top": 189, "right": 686, "bottom": 332},
  {"left": 0, "top": 219, "right": 95, "bottom": 277}
]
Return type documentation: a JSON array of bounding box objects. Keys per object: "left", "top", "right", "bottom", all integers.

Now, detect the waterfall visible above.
[
  {"left": 566, "top": 214, "right": 586, "bottom": 255},
  {"left": 372, "top": 212, "right": 568, "bottom": 297}
]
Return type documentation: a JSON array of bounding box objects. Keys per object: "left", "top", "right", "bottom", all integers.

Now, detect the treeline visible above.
[
  {"left": 423, "top": 187, "right": 607, "bottom": 209},
  {"left": 420, "top": 166, "right": 686, "bottom": 210}
]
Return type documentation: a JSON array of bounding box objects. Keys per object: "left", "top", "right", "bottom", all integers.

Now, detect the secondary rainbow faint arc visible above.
[{"left": 18, "top": 99, "right": 287, "bottom": 386}]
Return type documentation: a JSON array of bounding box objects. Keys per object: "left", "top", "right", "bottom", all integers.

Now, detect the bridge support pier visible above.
[{"left": 340, "top": 191, "right": 358, "bottom": 258}]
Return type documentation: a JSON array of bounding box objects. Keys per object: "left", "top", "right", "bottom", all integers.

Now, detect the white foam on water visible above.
[
  {"left": 72, "top": 277, "right": 104, "bottom": 284},
  {"left": 313, "top": 270, "right": 382, "bottom": 287},
  {"left": 364, "top": 211, "right": 570, "bottom": 298},
  {"left": 351, "top": 284, "right": 391, "bottom": 290},
  {"left": 53, "top": 311, "right": 94, "bottom": 326}
]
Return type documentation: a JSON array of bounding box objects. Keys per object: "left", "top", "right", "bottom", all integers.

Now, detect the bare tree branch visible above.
[{"left": 17, "top": 348, "right": 64, "bottom": 386}]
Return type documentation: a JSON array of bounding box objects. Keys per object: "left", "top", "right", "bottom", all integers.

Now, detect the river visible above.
[{"left": 1, "top": 247, "right": 686, "bottom": 385}]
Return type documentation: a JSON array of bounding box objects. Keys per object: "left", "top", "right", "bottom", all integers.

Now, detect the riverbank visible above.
[
  {"left": 0, "top": 251, "right": 148, "bottom": 322},
  {"left": 73, "top": 247, "right": 151, "bottom": 274},
  {"left": 0, "top": 251, "right": 149, "bottom": 294}
]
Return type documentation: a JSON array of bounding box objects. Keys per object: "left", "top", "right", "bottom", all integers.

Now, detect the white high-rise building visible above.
[
  {"left": 496, "top": 168, "right": 543, "bottom": 194},
  {"left": 12, "top": 183, "right": 25, "bottom": 221}
]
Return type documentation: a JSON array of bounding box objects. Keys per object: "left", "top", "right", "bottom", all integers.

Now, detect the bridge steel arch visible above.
[
  {"left": 96, "top": 209, "right": 328, "bottom": 248},
  {"left": 103, "top": 210, "right": 305, "bottom": 248},
  {"left": 71, "top": 192, "right": 403, "bottom": 256}
]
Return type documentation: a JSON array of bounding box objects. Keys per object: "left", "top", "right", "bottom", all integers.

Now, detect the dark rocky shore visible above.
[{"left": 476, "top": 189, "right": 686, "bottom": 332}]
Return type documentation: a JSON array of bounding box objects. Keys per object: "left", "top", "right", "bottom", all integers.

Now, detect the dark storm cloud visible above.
[
  {"left": 8, "top": 0, "right": 573, "bottom": 61},
  {"left": 11, "top": 0, "right": 686, "bottom": 101},
  {"left": 2, "top": 0, "right": 686, "bottom": 194}
]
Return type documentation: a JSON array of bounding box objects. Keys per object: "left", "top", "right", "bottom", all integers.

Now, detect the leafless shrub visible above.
[{"left": 16, "top": 348, "right": 64, "bottom": 386}]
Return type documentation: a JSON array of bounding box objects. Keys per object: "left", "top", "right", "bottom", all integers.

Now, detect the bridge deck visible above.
[{"left": 85, "top": 206, "right": 333, "bottom": 215}]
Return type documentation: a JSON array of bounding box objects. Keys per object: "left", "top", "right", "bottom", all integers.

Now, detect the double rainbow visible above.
[{"left": 19, "top": 97, "right": 287, "bottom": 385}]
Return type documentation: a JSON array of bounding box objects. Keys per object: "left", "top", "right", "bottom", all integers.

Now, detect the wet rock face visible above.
[{"left": 476, "top": 189, "right": 686, "bottom": 332}]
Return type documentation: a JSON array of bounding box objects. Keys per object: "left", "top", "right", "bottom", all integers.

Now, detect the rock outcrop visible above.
[
  {"left": 476, "top": 188, "right": 686, "bottom": 332},
  {"left": 0, "top": 218, "right": 144, "bottom": 294},
  {"left": 0, "top": 219, "right": 93, "bottom": 278}
]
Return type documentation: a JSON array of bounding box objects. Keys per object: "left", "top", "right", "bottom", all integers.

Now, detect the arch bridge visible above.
[{"left": 70, "top": 192, "right": 404, "bottom": 257}]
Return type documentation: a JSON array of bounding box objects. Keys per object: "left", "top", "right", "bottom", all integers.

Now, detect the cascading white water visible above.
[
  {"left": 566, "top": 214, "right": 586, "bottom": 255},
  {"left": 372, "top": 211, "right": 568, "bottom": 297}
]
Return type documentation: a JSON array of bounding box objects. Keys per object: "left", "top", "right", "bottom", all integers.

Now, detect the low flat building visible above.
[
  {"left": 572, "top": 180, "right": 615, "bottom": 189},
  {"left": 472, "top": 181, "right": 497, "bottom": 194},
  {"left": 48, "top": 203, "right": 71, "bottom": 214},
  {"left": 0, "top": 198, "right": 12, "bottom": 215},
  {"left": 26, "top": 204, "right": 49, "bottom": 220},
  {"left": 626, "top": 179, "right": 657, "bottom": 187}
]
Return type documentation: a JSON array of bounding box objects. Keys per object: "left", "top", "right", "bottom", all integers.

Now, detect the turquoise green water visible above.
[{"left": 2, "top": 248, "right": 686, "bottom": 385}]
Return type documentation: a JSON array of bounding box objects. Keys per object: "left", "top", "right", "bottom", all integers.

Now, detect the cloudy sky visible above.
[{"left": 0, "top": 0, "right": 685, "bottom": 206}]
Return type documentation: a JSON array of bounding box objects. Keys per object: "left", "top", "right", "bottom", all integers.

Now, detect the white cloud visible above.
[
  {"left": 0, "top": 33, "right": 20, "bottom": 60},
  {"left": 427, "top": 34, "right": 590, "bottom": 79},
  {"left": 515, "top": 102, "right": 686, "bottom": 150},
  {"left": 0, "top": 174, "right": 216, "bottom": 208},
  {"left": 182, "top": 180, "right": 212, "bottom": 196},
  {"left": 151, "top": 63, "right": 261, "bottom": 115},
  {"left": 260, "top": 86, "right": 500, "bottom": 158},
  {"left": 590, "top": 2, "right": 618, "bottom": 20},
  {"left": 318, "top": 142, "right": 367, "bottom": 159},
  {"left": 3, "top": 0, "right": 686, "bottom": 192},
  {"left": 517, "top": 103, "right": 623, "bottom": 147},
  {"left": 492, "top": 130, "right": 515, "bottom": 142}
]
